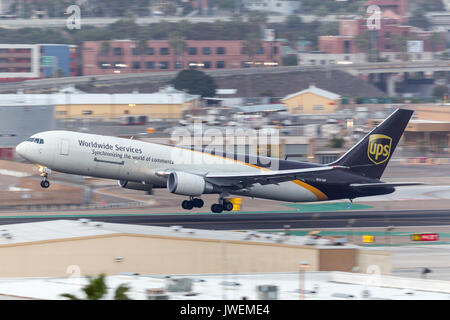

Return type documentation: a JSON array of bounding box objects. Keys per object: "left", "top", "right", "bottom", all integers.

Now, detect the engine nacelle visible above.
[
  {"left": 118, "top": 180, "right": 153, "bottom": 192},
  {"left": 167, "top": 172, "right": 214, "bottom": 196}
]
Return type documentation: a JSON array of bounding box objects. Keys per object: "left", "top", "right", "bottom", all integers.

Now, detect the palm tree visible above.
[
  {"left": 99, "top": 41, "right": 111, "bottom": 57},
  {"left": 60, "top": 274, "right": 131, "bottom": 300},
  {"left": 168, "top": 31, "right": 187, "bottom": 70},
  {"left": 242, "top": 33, "right": 262, "bottom": 65}
]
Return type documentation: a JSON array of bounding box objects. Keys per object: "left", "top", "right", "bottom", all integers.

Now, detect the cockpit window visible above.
[{"left": 26, "top": 137, "right": 44, "bottom": 144}]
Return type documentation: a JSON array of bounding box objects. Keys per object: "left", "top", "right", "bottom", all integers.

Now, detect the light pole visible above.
[
  {"left": 299, "top": 261, "right": 310, "bottom": 300},
  {"left": 347, "top": 219, "right": 356, "bottom": 243},
  {"left": 386, "top": 225, "right": 395, "bottom": 247}
]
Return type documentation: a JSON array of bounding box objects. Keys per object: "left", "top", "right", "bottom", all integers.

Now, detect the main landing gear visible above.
[
  {"left": 210, "top": 199, "right": 233, "bottom": 214},
  {"left": 181, "top": 197, "right": 204, "bottom": 210},
  {"left": 39, "top": 167, "right": 51, "bottom": 189}
]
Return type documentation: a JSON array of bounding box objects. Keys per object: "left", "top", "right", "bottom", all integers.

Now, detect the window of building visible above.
[
  {"left": 14, "top": 67, "right": 31, "bottom": 72},
  {"left": 175, "top": 61, "right": 183, "bottom": 69},
  {"left": 216, "top": 47, "right": 226, "bottom": 55},
  {"left": 99, "top": 62, "right": 110, "bottom": 69},
  {"left": 114, "top": 62, "right": 126, "bottom": 68},
  {"left": 146, "top": 61, "right": 154, "bottom": 69},
  {"left": 257, "top": 47, "right": 264, "bottom": 54},
  {"left": 0, "top": 49, "right": 8, "bottom": 53},
  {"left": 344, "top": 40, "right": 351, "bottom": 54},
  {"left": 113, "top": 47, "right": 123, "bottom": 55},
  {"left": 188, "top": 47, "right": 197, "bottom": 55},
  {"left": 132, "top": 48, "right": 139, "bottom": 55},
  {"left": 159, "top": 47, "right": 170, "bottom": 55},
  {"left": 273, "top": 46, "right": 278, "bottom": 55},
  {"left": 132, "top": 61, "right": 141, "bottom": 69},
  {"left": 159, "top": 61, "right": 169, "bottom": 69},
  {"left": 203, "top": 61, "right": 211, "bottom": 69},
  {"left": 313, "top": 105, "right": 324, "bottom": 111},
  {"left": 216, "top": 61, "right": 225, "bottom": 68},
  {"left": 188, "top": 61, "right": 198, "bottom": 69},
  {"left": 83, "top": 110, "right": 93, "bottom": 115},
  {"left": 242, "top": 61, "right": 250, "bottom": 68},
  {"left": 146, "top": 47, "right": 154, "bottom": 55},
  {"left": 295, "top": 105, "right": 303, "bottom": 112},
  {"left": 202, "top": 47, "right": 211, "bottom": 55}
]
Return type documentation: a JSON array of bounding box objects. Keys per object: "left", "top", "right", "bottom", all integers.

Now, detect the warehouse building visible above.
[
  {"left": 0, "top": 220, "right": 391, "bottom": 278},
  {"left": 0, "top": 86, "right": 201, "bottom": 124},
  {"left": 281, "top": 85, "right": 341, "bottom": 114}
]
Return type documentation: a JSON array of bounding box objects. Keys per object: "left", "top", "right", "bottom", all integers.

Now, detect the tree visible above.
[
  {"left": 171, "top": 69, "right": 217, "bottom": 97},
  {"left": 328, "top": 136, "right": 345, "bottom": 148},
  {"left": 242, "top": 33, "right": 262, "bottom": 62},
  {"left": 285, "top": 15, "right": 302, "bottom": 29},
  {"left": 432, "top": 85, "right": 449, "bottom": 99},
  {"left": 409, "top": 9, "right": 431, "bottom": 30},
  {"left": 282, "top": 54, "right": 298, "bottom": 66},
  {"left": 168, "top": 31, "right": 187, "bottom": 70},
  {"left": 247, "top": 11, "right": 268, "bottom": 27},
  {"left": 99, "top": 41, "right": 111, "bottom": 56},
  {"left": 60, "top": 274, "right": 131, "bottom": 300}
]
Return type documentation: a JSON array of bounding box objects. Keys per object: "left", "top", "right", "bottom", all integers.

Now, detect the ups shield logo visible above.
[{"left": 368, "top": 134, "right": 392, "bottom": 165}]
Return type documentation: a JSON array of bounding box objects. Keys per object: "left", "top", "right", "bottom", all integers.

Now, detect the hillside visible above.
[{"left": 77, "top": 70, "right": 387, "bottom": 98}]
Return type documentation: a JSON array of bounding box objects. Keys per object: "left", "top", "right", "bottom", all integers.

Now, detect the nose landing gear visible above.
[
  {"left": 39, "top": 166, "right": 51, "bottom": 189},
  {"left": 40, "top": 179, "right": 50, "bottom": 189}
]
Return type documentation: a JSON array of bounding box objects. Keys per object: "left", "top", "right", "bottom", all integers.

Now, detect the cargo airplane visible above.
[{"left": 16, "top": 108, "right": 419, "bottom": 213}]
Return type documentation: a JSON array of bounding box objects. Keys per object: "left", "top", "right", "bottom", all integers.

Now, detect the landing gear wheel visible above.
[
  {"left": 182, "top": 200, "right": 194, "bottom": 210},
  {"left": 40, "top": 180, "right": 50, "bottom": 189},
  {"left": 211, "top": 203, "right": 224, "bottom": 213},
  {"left": 223, "top": 201, "right": 233, "bottom": 211},
  {"left": 193, "top": 198, "right": 204, "bottom": 208}
]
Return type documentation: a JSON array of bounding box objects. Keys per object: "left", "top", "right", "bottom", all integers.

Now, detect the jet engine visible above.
[{"left": 167, "top": 172, "right": 215, "bottom": 196}]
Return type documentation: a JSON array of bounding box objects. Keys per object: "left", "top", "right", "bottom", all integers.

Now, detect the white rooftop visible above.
[
  {"left": 0, "top": 219, "right": 350, "bottom": 248},
  {"left": 0, "top": 271, "right": 449, "bottom": 300},
  {"left": 0, "top": 87, "right": 199, "bottom": 107},
  {"left": 282, "top": 85, "right": 341, "bottom": 101}
]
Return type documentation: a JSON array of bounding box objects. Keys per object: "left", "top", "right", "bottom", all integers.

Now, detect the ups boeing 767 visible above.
[{"left": 15, "top": 108, "right": 419, "bottom": 213}]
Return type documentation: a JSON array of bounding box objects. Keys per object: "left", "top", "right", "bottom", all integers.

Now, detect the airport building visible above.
[
  {"left": 0, "top": 86, "right": 201, "bottom": 124},
  {"left": 0, "top": 219, "right": 391, "bottom": 278},
  {"left": 403, "top": 105, "right": 450, "bottom": 153},
  {"left": 81, "top": 39, "right": 282, "bottom": 76},
  {"left": 281, "top": 85, "right": 341, "bottom": 114}
]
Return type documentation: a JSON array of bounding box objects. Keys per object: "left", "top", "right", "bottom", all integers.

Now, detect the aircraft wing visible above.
[{"left": 204, "top": 166, "right": 342, "bottom": 187}]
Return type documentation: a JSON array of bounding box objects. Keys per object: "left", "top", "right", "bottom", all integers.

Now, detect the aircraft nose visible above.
[{"left": 15, "top": 142, "right": 26, "bottom": 158}]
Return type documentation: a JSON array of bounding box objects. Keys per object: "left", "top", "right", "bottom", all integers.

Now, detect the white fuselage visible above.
[{"left": 16, "top": 130, "right": 325, "bottom": 202}]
